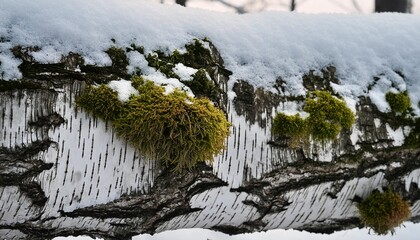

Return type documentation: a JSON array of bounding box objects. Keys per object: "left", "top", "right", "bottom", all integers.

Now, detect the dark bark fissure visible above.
[
  {"left": 0, "top": 140, "right": 55, "bottom": 206},
  {"left": 2, "top": 41, "right": 420, "bottom": 239},
  {"left": 28, "top": 112, "right": 65, "bottom": 128},
  {"left": 10, "top": 46, "right": 130, "bottom": 84},
  {"left": 5, "top": 163, "right": 227, "bottom": 239},
  {"left": 232, "top": 149, "right": 420, "bottom": 232}
]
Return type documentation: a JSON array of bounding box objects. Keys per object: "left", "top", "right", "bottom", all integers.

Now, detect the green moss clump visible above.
[
  {"left": 143, "top": 39, "right": 229, "bottom": 104},
  {"left": 145, "top": 39, "right": 213, "bottom": 78},
  {"left": 76, "top": 84, "right": 123, "bottom": 121},
  {"left": 115, "top": 78, "right": 230, "bottom": 171},
  {"left": 357, "top": 189, "right": 411, "bottom": 235},
  {"left": 77, "top": 76, "right": 230, "bottom": 172},
  {"left": 146, "top": 50, "right": 179, "bottom": 79},
  {"left": 304, "top": 90, "right": 355, "bottom": 141},
  {"left": 386, "top": 91, "right": 411, "bottom": 113},
  {"left": 127, "top": 43, "right": 145, "bottom": 54},
  {"left": 272, "top": 113, "right": 308, "bottom": 148},
  {"left": 181, "top": 39, "right": 212, "bottom": 69},
  {"left": 181, "top": 68, "right": 220, "bottom": 102},
  {"left": 404, "top": 118, "right": 420, "bottom": 148},
  {"left": 106, "top": 47, "right": 129, "bottom": 71},
  {"left": 272, "top": 90, "right": 355, "bottom": 145},
  {"left": 310, "top": 120, "right": 341, "bottom": 141},
  {"left": 272, "top": 113, "right": 307, "bottom": 137}
]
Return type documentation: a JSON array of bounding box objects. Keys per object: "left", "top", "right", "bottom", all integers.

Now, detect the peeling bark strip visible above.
[{"left": 1, "top": 40, "right": 420, "bottom": 240}]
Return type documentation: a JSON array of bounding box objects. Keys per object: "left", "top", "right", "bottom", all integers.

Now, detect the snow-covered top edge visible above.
[{"left": 1, "top": 0, "right": 420, "bottom": 114}]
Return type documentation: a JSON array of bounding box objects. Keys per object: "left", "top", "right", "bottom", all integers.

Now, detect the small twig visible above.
[{"left": 351, "top": 0, "right": 362, "bottom": 12}]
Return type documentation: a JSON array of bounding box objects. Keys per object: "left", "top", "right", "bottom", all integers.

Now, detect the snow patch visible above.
[
  {"left": 107, "top": 79, "right": 138, "bottom": 102},
  {"left": 172, "top": 63, "right": 198, "bottom": 81},
  {"left": 374, "top": 118, "right": 381, "bottom": 128},
  {"left": 127, "top": 51, "right": 149, "bottom": 74},
  {"left": 31, "top": 46, "right": 62, "bottom": 64},
  {"left": 350, "top": 125, "right": 361, "bottom": 150},
  {"left": 390, "top": 162, "right": 402, "bottom": 168},
  {"left": 1, "top": 0, "right": 419, "bottom": 114},
  {"left": 386, "top": 124, "right": 405, "bottom": 147},
  {"left": 143, "top": 72, "right": 194, "bottom": 97}
]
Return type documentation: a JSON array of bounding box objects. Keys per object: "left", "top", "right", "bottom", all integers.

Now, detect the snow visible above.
[
  {"left": 2, "top": 1, "right": 420, "bottom": 238},
  {"left": 52, "top": 222, "right": 420, "bottom": 240},
  {"left": 374, "top": 118, "right": 381, "bottom": 128},
  {"left": 31, "top": 45, "right": 62, "bottom": 64},
  {"left": 385, "top": 124, "right": 405, "bottom": 147},
  {"left": 276, "top": 101, "right": 309, "bottom": 118},
  {"left": 127, "top": 51, "right": 148, "bottom": 74},
  {"left": 143, "top": 72, "right": 195, "bottom": 97},
  {"left": 1, "top": 0, "right": 420, "bottom": 114},
  {"left": 108, "top": 79, "right": 138, "bottom": 101},
  {"left": 0, "top": 43, "right": 22, "bottom": 79},
  {"left": 172, "top": 63, "right": 198, "bottom": 81},
  {"left": 349, "top": 125, "right": 361, "bottom": 149}
]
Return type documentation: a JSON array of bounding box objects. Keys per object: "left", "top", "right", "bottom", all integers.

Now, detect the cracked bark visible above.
[
  {"left": 0, "top": 140, "right": 54, "bottom": 206},
  {"left": 1, "top": 43, "right": 420, "bottom": 239}
]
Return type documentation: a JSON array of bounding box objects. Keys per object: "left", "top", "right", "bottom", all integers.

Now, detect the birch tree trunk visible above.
[{"left": 1, "top": 43, "right": 420, "bottom": 240}]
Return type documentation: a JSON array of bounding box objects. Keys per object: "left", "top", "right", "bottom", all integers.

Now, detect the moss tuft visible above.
[
  {"left": 310, "top": 120, "right": 341, "bottom": 141},
  {"left": 404, "top": 118, "right": 420, "bottom": 148},
  {"left": 127, "top": 43, "right": 145, "bottom": 54},
  {"left": 272, "top": 90, "right": 355, "bottom": 145},
  {"left": 76, "top": 84, "right": 123, "bottom": 121},
  {"left": 386, "top": 91, "right": 411, "bottom": 113},
  {"left": 145, "top": 39, "right": 213, "bottom": 79},
  {"left": 106, "top": 47, "right": 129, "bottom": 71},
  {"left": 146, "top": 50, "right": 179, "bottom": 79},
  {"left": 304, "top": 90, "right": 355, "bottom": 141},
  {"left": 182, "top": 39, "right": 212, "bottom": 69},
  {"left": 77, "top": 76, "right": 230, "bottom": 172},
  {"left": 357, "top": 189, "right": 411, "bottom": 235},
  {"left": 272, "top": 113, "right": 308, "bottom": 136},
  {"left": 272, "top": 113, "right": 308, "bottom": 148},
  {"left": 181, "top": 68, "right": 220, "bottom": 102},
  {"left": 115, "top": 79, "right": 230, "bottom": 171}
]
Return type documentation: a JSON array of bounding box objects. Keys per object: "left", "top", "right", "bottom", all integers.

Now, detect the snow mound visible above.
[{"left": 0, "top": 0, "right": 420, "bottom": 113}]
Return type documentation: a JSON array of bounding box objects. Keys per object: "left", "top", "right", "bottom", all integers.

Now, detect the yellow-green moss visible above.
[
  {"left": 77, "top": 76, "right": 230, "bottom": 172},
  {"left": 106, "top": 47, "right": 129, "bottom": 70},
  {"left": 272, "top": 113, "right": 308, "bottom": 148},
  {"left": 272, "top": 113, "right": 307, "bottom": 136},
  {"left": 128, "top": 43, "right": 145, "bottom": 54},
  {"left": 386, "top": 91, "right": 411, "bottom": 113},
  {"left": 146, "top": 50, "right": 179, "bottom": 79},
  {"left": 145, "top": 39, "right": 212, "bottom": 80},
  {"left": 182, "top": 39, "right": 212, "bottom": 68},
  {"left": 357, "top": 189, "right": 411, "bottom": 235},
  {"left": 404, "top": 118, "right": 420, "bottom": 148},
  {"left": 181, "top": 68, "right": 220, "bottom": 102},
  {"left": 76, "top": 84, "right": 123, "bottom": 121},
  {"left": 272, "top": 91, "right": 355, "bottom": 145},
  {"left": 304, "top": 90, "right": 355, "bottom": 141}
]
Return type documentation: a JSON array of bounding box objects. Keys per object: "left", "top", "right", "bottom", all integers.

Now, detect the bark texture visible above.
[{"left": 1, "top": 42, "right": 420, "bottom": 240}]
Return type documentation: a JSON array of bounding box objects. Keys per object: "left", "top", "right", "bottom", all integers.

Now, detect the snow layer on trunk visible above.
[{"left": 1, "top": 0, "right": 420, "bottom": 114}]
